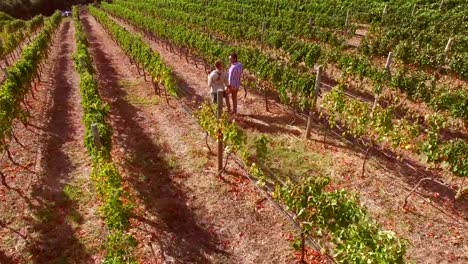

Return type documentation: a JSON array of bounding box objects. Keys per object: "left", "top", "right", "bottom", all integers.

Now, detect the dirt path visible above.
[
  {"left": 82, "top": 10, "right": 299, "bottom": 263},
  {"left": 111, "top": 16, "right": 468, "bottom": 263},
  {"left": 0, "top": 19, "right": 105, "bottom": 263}
]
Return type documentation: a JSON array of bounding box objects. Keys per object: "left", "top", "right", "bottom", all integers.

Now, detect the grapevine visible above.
[
  {"left": 0, "top": 11, "right": 61, "bottom": 176},
  {"left": 73, "top": 6, "right": 136, "bottom": 263}
]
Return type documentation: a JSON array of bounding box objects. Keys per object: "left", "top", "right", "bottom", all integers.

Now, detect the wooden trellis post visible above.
[
  {"left": 217, "top": 90, "right": 223, "bottom": 177},
  {"left": 2, "top": 68, "right": 8, "bottom": 79},
  {"left": 385, "top": 52, "right": 393, "bottom": 72},
  {"left": 444, "top": 38, "right": 453, "bottom": 56},
  {"left": 305, "top": 66, "right": 322, "bottom": 139},
  {"left": 439, "top": 0, "right": 445, "bottom": 10},
  {"left": 260, "top": 21, "right": 266, "bottom": 52},
  {"left": 382, "top": 5, "right": 388, "bottom": 21},
  {"left": 412, "top": 4, "right": 417, "bottom": 16},
  {"left": 372, "top": 52, "right": 392, "bottom": 111},
  {"left": 438, "top": 37, "right": 453, "bottom": 72},
  {"left": 91, "top": 123, "right": 102, "bottom": 151},
  {"left": 260, "top": 22, "right": 269, "bottom": 112},
  {"left": 345, "top": 9, "right": 350, "bottom": 28}
]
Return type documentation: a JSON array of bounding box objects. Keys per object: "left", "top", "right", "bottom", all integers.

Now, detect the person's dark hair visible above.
[
  {"left": 215, "top": 60, "right": 223, "bottom": 69},
  {"left": 230, "top": 53, "right": 238, "bottom": 61},
  {"left": 214, "top": 60, "right": 223, "bottom": 81}
]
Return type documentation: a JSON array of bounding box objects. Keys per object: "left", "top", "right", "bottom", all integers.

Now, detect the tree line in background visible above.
[{"left": 0, "top": 0, "right": 94, "bottom": 19}]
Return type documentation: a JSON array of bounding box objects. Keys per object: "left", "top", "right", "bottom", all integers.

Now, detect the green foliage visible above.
[
  {"left": 195, "top": 103, "right": 247, "bottom": 153},
  {"left": 322, "top": 84, "right": 467, "bottom": 179},
  {"left": 274, "top": 176, "right": 407, "bottom": 263},
  {"left": 100, "top": 1, "right": 317, "bottom": 106},
  {"left": 63, "top": 184, "right": 82, "bottom": 202},
  {"left": 248, "top": 162, "right": 267, "bottom": 187},
  {"left": 334, "top": 50, "right": 467, "bottom": 121},
  {"left": 421, "top": 114, "right": 468, "bottom": 178},
  {"left": 0, "top": 11, "right": 14, "bottom": 22},
  {"left": 114, "top": 0, "right": 468, "bottom": 122},
  {"left": 0, "top": 11, "right": 60, "bottom": 152},
  {"left": 195, "top": 102, "right": 406, "bottom": 262},
  {"left": 364, "top": 2, "right": 468, "bottom": 78},
  {"left": 93, "top": 162, "right": 133, "bottom": 230},
  {"left": 440, "top": 140, "right": 468, "bottom": 178},
  {"left": 429, "top": 86, "right": 468, "bottom": 120},
  {"left": 254, "top": 135, "right": 269, "bottom": 162},
  {"left": 104, "top": 230, "right": 138, "bottom": 264},
  {"left": 88, "top": 5, "right": 177, "bottom": 97},
  {"left": 73, "top": 6, "right": 135, "bottom": 262},
  {"left": 73, "top": 6, "right": 112, "bottom": 161},
  {"left": 113, "top": 0, "right": 324, "bottom": 69},
  {"left": 103, "top": 0, "right": 468, "bottom": 187},
  {"left": 97, "top": 1, "right": 466, "bottom": 260}
]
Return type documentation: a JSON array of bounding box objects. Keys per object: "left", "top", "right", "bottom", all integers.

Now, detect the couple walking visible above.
[{"left": 208, "top": 53, "right": 243, "bottom": 116}]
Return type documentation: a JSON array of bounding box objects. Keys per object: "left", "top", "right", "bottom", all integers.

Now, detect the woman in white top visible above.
[{"left": 208, "top": 60, "right": 231, "bottom": 111}]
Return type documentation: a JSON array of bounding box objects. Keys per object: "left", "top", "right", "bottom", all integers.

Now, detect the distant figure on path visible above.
[
  {"left": 227, "top": 53, "right": 243, "bottom": 116},
  {"left": 208, "top": 60, "right": 230, "bottom": 110}
]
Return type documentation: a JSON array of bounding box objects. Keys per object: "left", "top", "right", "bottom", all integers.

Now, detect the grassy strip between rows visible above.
[
  {"left": 88, "top": 3, "right": 407, "bottom": 262},
  {"left": 72, "top": 6, "right": 136, "bottom": 264}
]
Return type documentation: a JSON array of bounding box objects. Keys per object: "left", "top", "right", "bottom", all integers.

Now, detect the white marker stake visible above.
[
  {"left": 345, "top": 9, "right": 350, "bottom": 27},
  {"left": 305, "top": 66, "right": 322, "bottom": 139},
  {"left": 91, "top": 124, "right": 102, "bottom": 151},
  {"left": 445, "top": 38, "right": 453, "bottom": 54},
  {"left": 260, "top": 22, "right": 266, "bottom": 52},
  {"left": 382, "top": 5, "right": 387, "bottom": 21},
  {"left": 385, "top": 52, "right": 393, "bottom": 72}
]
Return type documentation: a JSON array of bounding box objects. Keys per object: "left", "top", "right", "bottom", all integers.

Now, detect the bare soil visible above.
[
  {"left": 113, "top": 16, "right": 468, "bottom": 264},
  {"left": 0, "top": 19, "right": 105, "bottom": 263},
  {"left": 82, "top": 10, "right": 299, "bottom": 263}
]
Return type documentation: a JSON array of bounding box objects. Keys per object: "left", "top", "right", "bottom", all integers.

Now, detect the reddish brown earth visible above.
[
  {"left": 110, "top": 15, "right": 468, "bottom": 264},
  {"left": 0, "top": 19, "right": 105, "bottom": 263},
  {"left": 81, "top": 10, "right": 300, "bottom": 263}
]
